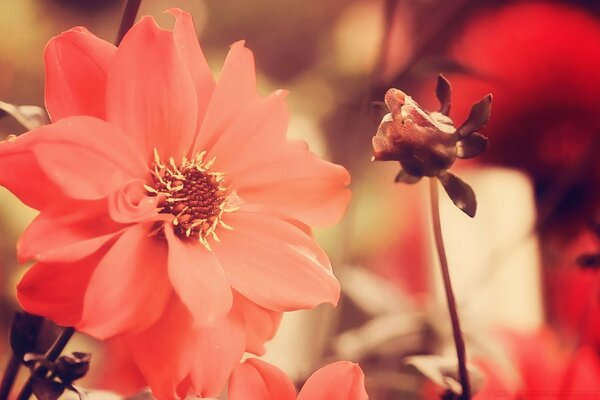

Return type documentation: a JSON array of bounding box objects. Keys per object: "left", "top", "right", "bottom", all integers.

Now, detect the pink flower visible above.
[
  {"left": 1, "top": 9, "right": 350, "bottom": 339},
  {"left": 228, "top": 358, "right": 369, "bottom": 400}
]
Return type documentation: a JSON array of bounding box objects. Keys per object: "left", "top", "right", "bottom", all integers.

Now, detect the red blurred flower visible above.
[
  {"left": 1, "top": 9, "right": 350, "bottom": 339},
  {"left": 444, "top": 2, "right": 600, "bottom": 238},
  {"left": 228, "top": 358, "right": 369, "bottom": 400}
]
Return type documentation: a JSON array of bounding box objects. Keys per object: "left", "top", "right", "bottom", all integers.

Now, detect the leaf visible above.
[
  {"left": 436, "top": 75, "right": 452, "bottom": 116},
  {"left": 456, "top": 94, "right": 492, "bottom": 138},
  {"left": 438, "top": 171, "right": 477, "bottom": 218},
  {"left": 31, "top": 377, "right": 65, "bottom": 400},
  {"left": 404, "top": 355, "right": 485, "bottom": 396},
  {"left": 395, "top": 168, "right": 422, "bottom": 184},
  {"left": 0, "top": 100, "right": 49, "bottom": 131},
  {"left": 456, "top": 132, "right": 488, "bottom": 159}
]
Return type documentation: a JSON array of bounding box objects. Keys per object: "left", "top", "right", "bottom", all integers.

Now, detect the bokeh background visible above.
[{"left": 1, "top": 0, "right": 600, "bottom": 398}]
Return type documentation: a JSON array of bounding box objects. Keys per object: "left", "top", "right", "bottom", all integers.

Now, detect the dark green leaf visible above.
[
  {"left": 436, "top": 75, "right": 452, "bottom": 116},
  {"left": 456, "top": 94, "right": 492, "bottom": 138},
  {"left": 438, "top": 172, "right": 477, "bottom": 217},
  {"left": 456, "top": 132, "right": 488, "bottom": 159}
]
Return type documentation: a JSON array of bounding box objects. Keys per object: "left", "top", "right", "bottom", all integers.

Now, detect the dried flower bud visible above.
[
  {"left": 372, "top": 75, "right": 492, "bottom": 217},
  {"left": 55, "top": 352, "right": 91, "bottom": 384}
]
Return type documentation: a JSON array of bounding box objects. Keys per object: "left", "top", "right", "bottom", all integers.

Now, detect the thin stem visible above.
[
  {"left": 0, "top": 353, "right": 21, "bottom": 400},
  {"left": 429, "top": 178, "right": 471, "bottom": 400},
  {"left": 16, "top": 327, "right": 75, "bottom": 400},
  {"left": 115, "top": 0, "right": 142, "bottom": 46}
]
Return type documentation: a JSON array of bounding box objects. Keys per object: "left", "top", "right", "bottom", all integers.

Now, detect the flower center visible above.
[{"left": 145, "top": 149, "right": 239, "bottom": 249}]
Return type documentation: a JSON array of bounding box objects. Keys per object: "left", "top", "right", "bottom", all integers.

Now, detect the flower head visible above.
[
  {"left": 228, "top": 358, "right": 369, "bottom": 400},
  {"left": 0, "top": 5, "right": 350, "bottom": 363},
  {"left": 372, "top": 75, "right": 491, "bottom": 217}
]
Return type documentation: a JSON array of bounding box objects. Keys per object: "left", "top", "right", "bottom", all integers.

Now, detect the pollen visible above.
[{"left": 146, "top": 149, "right": 240, "bottom": 250}]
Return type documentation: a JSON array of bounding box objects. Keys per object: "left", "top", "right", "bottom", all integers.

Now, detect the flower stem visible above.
[
  {"left": 429, "top": 178, "right": 471, "bottom": 400},
  {"left": 115, "top": 0, "right": 142, "bottom": 45},
  {"left": 16, "top": 327, "right": 75, "bottom": 400},
  {"left": 0, "top": 353, "right": 21, "bottom": 400}
]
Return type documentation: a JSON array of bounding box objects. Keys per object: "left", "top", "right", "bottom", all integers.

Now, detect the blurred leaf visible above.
[
  {"left": 438, "top": 172, "right": 477, "bottom": 218},
  {"left": 436, "top": 75, "right": 451, "bottom": 116},
  {"left": 456, "top": 94, "right": 492, "bottom": 138},
  {"left": 404, "top": 355, "right": 484, "bottom": 396},
  {"left": 10, "top": 312, "right": 43, "bottom": 358},
  {"left": 0, "top": 100, "right": 48, "bottom": 131},
  {"left": 395, "top": 169, "right": 421, "bottom": 184},
  {"left": 456, "top": 132, "right": 488, "bottom": 159},
  {"left": 31, "top": 377, "right": 64, "bottom": 400}
]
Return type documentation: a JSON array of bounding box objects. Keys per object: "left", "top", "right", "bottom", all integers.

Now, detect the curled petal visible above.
[
  {"left": 108, "top": 179, "right": 162, "bottom": 224},
  {"left": 18, "top": 199, "right": 123, "bottom": 263},
  {"left": 438, "top": 171, "right": 477, "bottom": 218},
  {"left": 456, "top": 94, "right": 493, "bottom": 138},
  {"left": 44, "top": 26, "right": 116, "bottom": 121},
  {"left": 229, "top": 359, "right": 297, "bottom": 400},
  {"left": 214, "top": 212, "right": 340, "bottom": 312},
  {"left": 106, "top": 17, "right": 198, "bottom": 161},
  {"left": 165, "top": 225, "right": 233, "bottom": 327},
  {"left": 79, "top": 223, "right": 172, "bottom": 339},
  {"left": 456, "top": 132, "right": 488, "bottom": 159},
  {"left": 297, "top": 362, "right": 369, "bottom": 400},
  {"left": 436, "top": 74, "right": 452, "bottom": 116},
  {"left": 384, "top": 88, "right": 406, "bottom": 115}
]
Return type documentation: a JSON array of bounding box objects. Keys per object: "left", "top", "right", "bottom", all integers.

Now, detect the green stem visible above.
[
  {"left": 16, "top": 327, "right": 75, "bottom": 400},
  {"left": 115, "top": 0, "right": 142, "bottom": 45},
  {"left": 429, "top": 178, "right": 471, "bottom": 399}
]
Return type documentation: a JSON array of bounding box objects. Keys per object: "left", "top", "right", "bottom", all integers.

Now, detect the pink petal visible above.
[
  {"left": 18, "top": 198, "right": 123, "bottom": 264},
  {"left": 106, "top": 17, "right": 198, "bottom": 161},
  {"left": 44, "top": 26, "right": 116, "bottom": 122},
  {"left": 17, "top": 251, "right": 103, "bottom": 326},
  {"left": 5, "top": 116, "right": 147, "bottom": 200},
  {"left": 189, "top": 310, "right": 246, "bottom": 398},
  {"left": 79, "top": 223, "right": 172, "bottom": 339},
  {"left": 234, "top": 294, "right": 283, "bottom": 355},
  {"left": 297, "top": 362, "right": 369, "bottom": 400},
  {"left": 167, "top": 8, "right": 215, "bottom": 142},
  {"left": 0, "top": 137, "right": 64, "bottom": 210},
  {"left": 128, "top": 297, "right": 196, "bottom": 400},
  {"left": 192, "top": 41, "right": 259, "bottom": 154},
  {"left": 165, "top": 225, "right": 233, "bottom": 326},
  {"left": 213, "top": 212, "right": 340, "bottom": 312},
  {"left": 108, "top": 178, "right": 164, "bottom": 224},
  {"left": 95, "top": 339, "right": 147, "bottom": 396},
  {"left": 228, "top": 359, "right": 297, "bottom": 400}
]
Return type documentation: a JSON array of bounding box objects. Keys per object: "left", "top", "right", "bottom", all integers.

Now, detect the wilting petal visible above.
[
  {"left": 297, "top": 362, "right": 369, "bottom": 400},
  {"left": 18, "top": 198, "right": 123, "bottom": 263},
  {"left": 229, "top": 359, "right": 297, "bottom": 400},
  {"left": 193, "top": 41, "right": 259, "bottom": 154},
  {"left": 17, "top": 251, "right": 104, "bottom": 327},
  {"left": 128, "top": 297, "right": 196, "bottom": 400},
  {"left": 79, "top": 223, "right": 171, "bottom": 339},
  {"left": 437, "top": 171, "right": 477, "bottom": 218},
  {"left": 214, "top": 212, "right": 340, "bottom": 311},
  {"left": 3, "top": 116, "right": 146, "bottom": 200},
  {"left": 165, "top": 225, "right": 233, "bottom": 326},
  {"left": 235, "top": 294, "right": 283, "bottom": 355},
  {"left": 168, "top": 8, "right": 215, "bottom": 137},
  {"left": 106, "top": 17, "right": 198, "bottom": 161},
  {"left": 189, "top": 311, "right": 246, "bottom": 397},
  {"left": 45, "top": 27, "right": 116, "bottom": 122}
]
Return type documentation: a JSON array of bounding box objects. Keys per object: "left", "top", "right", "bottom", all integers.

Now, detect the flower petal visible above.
[
  {"left": 193, "top": 40, "right": 258, "bottom": 154},
  {"left": 106, "top": 17, "right": 198, "bottom": 161},
  {"left": 44, "top": 27, "right": 116, "bottom": 122},
  {"left": 79, "top": 223, "right": 172, "bottom": 339},
  {"left": 235, "top": 294, "right": 283, "bottom": 355},
  {"left": 228, "top": 359, "right": 297, "bottom": 400},
  {"left": 297, "top": 362, "right": 369, "bottom": 400},
  {"left": 18, "top": 198, "right": 123, "bottom": 263},
  {"left": 17, "top": 251, "right": 104, "bottom": 327},
  {"left": 108, "top": 178, "right": 163, "bottom": 224},
  {"left": 165, "top": 225, "right": 233, "bottom": 327},
  {"left": 128, "top": 297, "right": 196, "bottom": 400},
  {"left": 190, "top": 311, "right": 246, "bottom": 398},
  {"left": 168, "top": 8, "right": 215, "bottom": 138},
  {"left": 213, "top": 212, "right": 340, "bottom": 311},
  {"left": 4, "top": 116, "right": 147, "bottom": 200}
]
